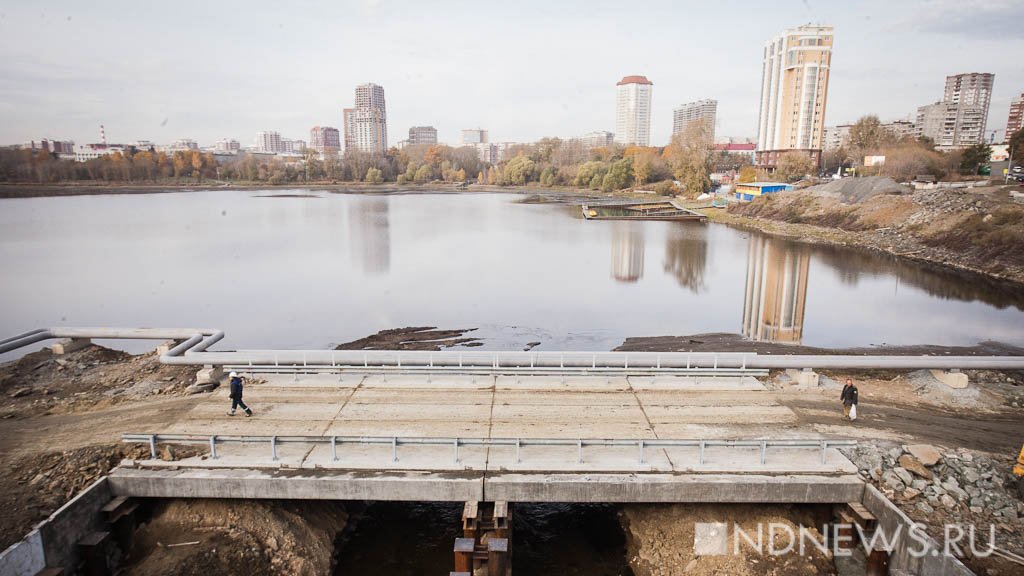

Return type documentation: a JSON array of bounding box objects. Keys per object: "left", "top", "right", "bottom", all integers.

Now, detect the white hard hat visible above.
[{"left": 229, "top": 371, "right": 238, "bottom": 378}]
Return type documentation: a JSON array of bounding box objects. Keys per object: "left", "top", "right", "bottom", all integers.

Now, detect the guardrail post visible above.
[
  {"left": 760, "top": 440, "right": 767, "bottom": 465},
  {"left": 577, "top": 439, "right": 583, "bottom": 464},
  {"left": 209, "top": 435, "right": 218, "bottom": 459},
  {"left": 639, "top": 439, "right": 645, "bottom": 464},
  {"left": 699, "top": 440, "right": 705, "bottom": 465},
  {"left": 148, "top": 435, "right": 157, "bottom": 459},
  {"left": 392, "top": 436, "right": 398, "bottom": 462},
  {"left": 271, "top": 436, "right": 278, "bottom": 461},
  {"left": 515, "top": 438, "right": 521, "bottom": 464},
  {"left": 453, "top": 438, "right": 460, "bottom": 464},
  {"left": 821, "top": 441, "right": 828, "bottom": 465},
  {"left": 331, "top": 436, "right": 338, "bottom": 462}
]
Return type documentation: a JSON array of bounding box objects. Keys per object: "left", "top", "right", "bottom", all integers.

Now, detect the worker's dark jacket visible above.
[
  {"left": 229, "top": 377, "right": 243, "bottom": 400},
  {"left": 840, "top": 385, "right": 859, "bottom": 406}
]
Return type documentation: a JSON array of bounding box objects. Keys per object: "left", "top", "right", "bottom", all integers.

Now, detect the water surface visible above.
[{"left": 1, "top": 190, "right": 1022, "bottom": 354}]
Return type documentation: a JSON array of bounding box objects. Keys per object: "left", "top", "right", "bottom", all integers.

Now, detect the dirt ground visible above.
[
  {"left": 718, "top": 178, "right": 1024, "bottom": 284},
  {"left": 621, "top": 504, "right": 838, "bottom": 576},
  {"left": 123, "top": 499, "right": 347, "bottom": 576}
]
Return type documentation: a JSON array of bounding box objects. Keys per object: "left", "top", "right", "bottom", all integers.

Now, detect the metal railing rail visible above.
[
  {"left": 123, "top": 433, "right": 856, "bottom": 467},
  {"left": 5, "top": 327, "right": 1024, "bottom": 371}
]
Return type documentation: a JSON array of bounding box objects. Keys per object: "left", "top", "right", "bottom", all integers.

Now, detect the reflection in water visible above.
[
  {"left": 662, "top": 224, "right": 708, "bottom": 293},
  {"left": 813, "top": 245, "right": 1024, "bottom": 311},
  {"left": 348, "top": 198, "right": 391, "bottom": 275},
  {"left": 742, "top": 236, "right": 810, "bottom": 343},
  {"left": 611, "top": 222, "right": 644, "bottom": 283}
]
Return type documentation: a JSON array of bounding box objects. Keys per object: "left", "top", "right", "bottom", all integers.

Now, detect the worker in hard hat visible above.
[{"left": 227, "top": 371, "right": 253, "bottom": 417}]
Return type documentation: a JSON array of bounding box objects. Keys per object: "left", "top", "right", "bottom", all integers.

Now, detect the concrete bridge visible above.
[{"left": 1, "top": 328, "right": 988, "bottom": 576}]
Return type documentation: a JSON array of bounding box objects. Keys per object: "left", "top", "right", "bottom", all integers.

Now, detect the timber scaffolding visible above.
[{"left": 581, "top": 199, "right": 707, "bottom": 221}]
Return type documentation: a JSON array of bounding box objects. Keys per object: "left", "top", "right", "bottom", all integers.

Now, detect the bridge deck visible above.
[{"left": 115, "top": 373, "right": 863, "bottom": 502}]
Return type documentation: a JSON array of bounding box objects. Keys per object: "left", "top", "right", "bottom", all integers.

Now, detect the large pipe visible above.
[{"left": 3, "top": 327, "right": 1023, "bottom": 371}]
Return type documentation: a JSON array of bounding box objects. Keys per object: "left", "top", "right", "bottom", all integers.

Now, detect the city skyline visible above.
[{"left": 1, "top": 1, "right": 1023, "bottom": 148}]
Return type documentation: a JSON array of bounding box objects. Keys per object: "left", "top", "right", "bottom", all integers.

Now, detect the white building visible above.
[
  {"left": 580, "top": 131, "right": 615, "bottom": 150},
  {"left": 170, "top": 138, "right": 198, "bottom": 150},
  {"left": 255, "top": 131, "right": 283, "bottom": 153},
  {"left": 461, "top": 128, "right": 489, "bottom": 146},
  {"left": 672, "top": 99, "right": 717, "bottom": 141},
  {"left": 215, "top": 138, "right": 241, "bottom": 153},
  {"left": 345, "top": 83, "right": 388, "bottom": 154},
  {"left": 615, "top": 75, "right": 653, "bottom": 146}
]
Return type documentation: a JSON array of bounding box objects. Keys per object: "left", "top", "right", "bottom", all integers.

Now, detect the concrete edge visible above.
[
  {"left": 0, "top": 476, "right": 112, "bottom": 576},
  {"left": 861, "top": 483, "right": 975, "bottom": 576}
]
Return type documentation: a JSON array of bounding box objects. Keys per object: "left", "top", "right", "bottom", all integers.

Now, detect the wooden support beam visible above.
[
  {"left": 453, "top": 538, "right": 475, "bottom": 573},
  {"left": 487, "top": 538, "right": 509, "bottom": 576}
]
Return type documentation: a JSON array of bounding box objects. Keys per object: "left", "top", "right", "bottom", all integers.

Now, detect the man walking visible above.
[
  {"left": 227, "top": 371, "right": 253, "bottom": 417},
  {"left": 840, "top": 378, "right": 859, "bottom": 420}
]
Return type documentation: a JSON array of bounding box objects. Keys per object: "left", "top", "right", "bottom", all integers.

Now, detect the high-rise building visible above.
[
  {"left": 943, "top": 72, "right": 994, "bottom": 145},
  {"left": 672, "top": 99, "right": 717, "bottom": 141},
  {"left": 461, "top": 128, "right": 489, "bottom": 146},
  {"left": 342, "top": 109, "right": 355, "bottom": 151},
  {"left": 343, "top": 83, "right": 388, "bottom": 154},
  {"left": 615, "top": 75, "right": 653, "bottom": 146},
  {"left": 310, "top": 126, "right": 341, "bottom": 154},
  {"left": 408, "top": 126, "right": 438, "bottom": 145},
  {"left": 255, "top": 131, "right": 282, "bottom": 153},
  {"left": 755, "top": 24, "right": 834, "bottom": 169},
  {"left": 580, "top": 131, "right": 615, "bottom": 150},
  {"left": 822, "top": 124, "right": 851, "bottom": 151},
  {"left": 1006, "top": 92, "right": 1024, "bottom": 141}
]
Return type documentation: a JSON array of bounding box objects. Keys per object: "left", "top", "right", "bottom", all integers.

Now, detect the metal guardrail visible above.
[
  {"left": 123, "top": 433, "right": 856, "bottom": 467},
  {"left": 6, "top": 327, "right": 1024, "bottom": 371}
]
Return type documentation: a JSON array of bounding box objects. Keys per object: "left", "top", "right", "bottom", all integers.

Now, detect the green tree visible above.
[
  {"left": 414, "top": 164, "right": 433, "bottom": 182},
  {"left": 574, "top": 161, "right": 607, "bottom": 187},
  {"left": 958, "top": 143, "right": 992, "bottom": 175},
  {"left": 601, "top": 157, "right": 633, "bottom": 192},
  {"left": 1007, "top": 128, "right": 1023, "bottom": 165},
  {"left": 365, "top": 167, "right": 383, "bottom": 183},
  {"left": 502, "top": 154, "right": 536, "bottom": 185}
]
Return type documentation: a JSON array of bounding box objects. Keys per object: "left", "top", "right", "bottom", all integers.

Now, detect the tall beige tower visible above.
[{"left": 756, "top": 24, "right": 833, "bottom": 169}]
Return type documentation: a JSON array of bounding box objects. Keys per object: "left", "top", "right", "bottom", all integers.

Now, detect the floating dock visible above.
[{"left": 581, "top": 199, "right": 707, "bottom": 221}]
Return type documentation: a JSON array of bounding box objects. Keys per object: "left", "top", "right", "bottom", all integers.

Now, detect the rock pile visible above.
[{"left": 844, "top": 441, "right": 1023, "bottom": 525}]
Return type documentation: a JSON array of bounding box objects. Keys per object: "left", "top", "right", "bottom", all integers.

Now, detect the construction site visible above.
[{"left": 0, "top": 328, "right": 1021, "bottom": 576}]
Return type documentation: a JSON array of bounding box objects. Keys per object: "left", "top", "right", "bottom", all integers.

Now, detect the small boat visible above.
[{"left": 581, "top": 199, "right": 707, "bottom": 221}]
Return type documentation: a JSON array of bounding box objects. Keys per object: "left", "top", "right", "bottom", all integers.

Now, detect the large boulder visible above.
[
  {"left": 906, "top": 444, "right": 942, "bottom": 466},
  {"left": 898, "top": 454, "right": 933, "bottom": 480}
]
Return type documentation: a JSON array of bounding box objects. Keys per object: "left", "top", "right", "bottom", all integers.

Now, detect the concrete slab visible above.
[
  {"left": 628, "top": 376, "right": 766, "bottom": 391},
  {"left": 483, "top": 473, "right": 865, "bottom": 503},
  {"left": 643, "top": 405, "right": 799, "bottom": 424},
  {"left": 494, "top": 375, "right": 627, "bottom": 391},
  {"left": 359, "top": 374, "right": 495, "bottom": 389},
  {"left": 108, "top": 466, "right": 485, "bottom": 502}
]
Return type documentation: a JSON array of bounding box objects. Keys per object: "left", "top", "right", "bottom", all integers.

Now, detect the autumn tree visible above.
[
  {"left": 502, "top": 154, "right": 536, "bottom": 185},
  {"left": 958, "top": 143, "right": 992, "bottom": 175},
  {"left": 775, "top": 151, "right": 814, "bottom": 181},
  {"left": 365, "top": 167, "right": 383, "bottom": 183},
  {"left": 664, "top": 121, "right": 713, "bottom": 196}
]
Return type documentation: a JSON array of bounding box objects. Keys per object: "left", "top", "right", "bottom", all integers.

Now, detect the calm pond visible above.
[{"left": 1, "top": 190, "right": 1022, "bottom": 354}]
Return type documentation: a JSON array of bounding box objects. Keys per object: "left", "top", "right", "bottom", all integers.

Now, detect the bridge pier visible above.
[
  {"left": 786, "top": 368, "right": 819, "bottom": 387},
  {"left": 51, "top": 338, "right": 91, "bottom": 355},
  {"left": 194, "top": 365, "right": 224, "bottom": 387}
]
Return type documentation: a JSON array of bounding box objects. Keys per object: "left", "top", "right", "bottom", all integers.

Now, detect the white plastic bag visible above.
[{"left": 849, "top": 404, "right": 857, "bottom": 420}]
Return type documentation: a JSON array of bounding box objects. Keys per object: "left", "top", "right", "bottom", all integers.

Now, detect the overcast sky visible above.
[{"left": 1, "top": 0, "right": 1022, "bottom": 148}]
